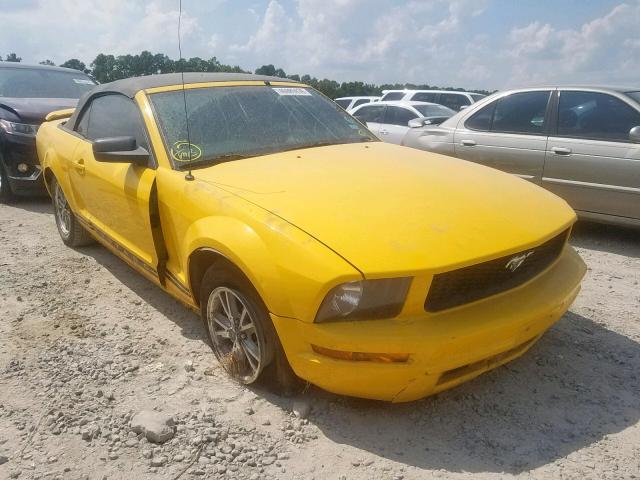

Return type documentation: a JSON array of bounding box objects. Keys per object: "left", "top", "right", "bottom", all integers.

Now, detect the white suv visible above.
[
  {"left": 334, "top": 96, "right": 380, "bottom": 110},
  {"left": 380, "top": 90, "right": 485, "bottom": 111}
]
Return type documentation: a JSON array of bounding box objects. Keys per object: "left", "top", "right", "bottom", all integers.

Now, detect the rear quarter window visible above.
[
  {"left": 352, "top": 98, "right": 371, "bottom": 108},
  {"left": 353, "top": 105, "right": 386, "bottom": 123},
  {"left": 381, "top": 92, "right": 405, "bottom": 101}
]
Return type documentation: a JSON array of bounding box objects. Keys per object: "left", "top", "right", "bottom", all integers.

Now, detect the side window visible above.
[
  {"left": 352, "top": 98, "right": 371, "bottom": 108},
  {"left": 381, "top": 92, "right": 405, "bottom": 101},
  {"left": 75, "top": 105, "right": 92, "bottom": 137},
  {"left": 412, "top": 92, "right": 438, "bottom": 103},
  {"left": 492, "top": 91, "right": 550, "bottom": 135},
  {"left": 440, "top": 93, "right": 470, "bottom": 111},
  {"left": 465, "top": 101, "right": 496, "bottom": 131},
  {"left": 384, "top": 106, "right": 417, "bottom": 126},
  {"left": 558, "top": 91, "right": 640, "bottom": 141},
  {"left": 85, "top": 94, "right": 148, "bottom": 149},
  {"left": 353, "top": 105, "right": 386, "bottom": 123},
  {"left": 335, "top": 99, "right": 351, "bottom": 109}
]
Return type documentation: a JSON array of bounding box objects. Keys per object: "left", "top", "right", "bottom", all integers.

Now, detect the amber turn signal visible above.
[{"left": 311, "top": 345, "right": 409, "bottom": 363}]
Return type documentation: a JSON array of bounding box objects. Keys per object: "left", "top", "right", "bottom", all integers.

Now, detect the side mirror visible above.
[
  {"left": 93, "top": 136, "right": 149, "bottom": 166},
  {"left": 408, "top": 117, "right": 436, "bottom": 128},
  {"left": 459, "top": 105, "right": 468, "bottom": 111},
  {"left": 630, "top": 126, "right": 640, "bottom": 143}
]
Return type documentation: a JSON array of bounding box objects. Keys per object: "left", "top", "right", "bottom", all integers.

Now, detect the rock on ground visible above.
[
  {"left": 130, "top": 411, "right": 175, "bottom": 443},
  {"left": 1, "top": 200, "right": 639, "bottom": 480}
]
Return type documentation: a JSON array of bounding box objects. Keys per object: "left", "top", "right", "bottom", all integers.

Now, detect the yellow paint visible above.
[
  {"left": 44, "top": 108, "right": 75, "bottom": 122},
  {"left": 35, "top": 81, "right": 586, "bottom": 402}
]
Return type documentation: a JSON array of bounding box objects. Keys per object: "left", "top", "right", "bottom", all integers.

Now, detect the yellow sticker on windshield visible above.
[{"left": 171, "top": 141, "right": 202, "bottom": 163}]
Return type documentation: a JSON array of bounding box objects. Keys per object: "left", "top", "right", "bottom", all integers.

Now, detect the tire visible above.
[
  {"left": 0, "top": 156, "right": 14, "bottom": 203},
  {"left": 200, "top": 264, "right": 301, "bottom": 393},
  {"left": 51, "top": 177, "right": 94, "bottom": 247}
]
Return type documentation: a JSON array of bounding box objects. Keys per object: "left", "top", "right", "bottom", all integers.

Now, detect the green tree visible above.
[
  {"left": 90, "top": 54, "right": 119, "bottom": 83},
  {"left": 255, "top": 64, "right": 276, "bottom": 76},
  {"left": 39, "top": 59, "right": 55, "bottom": 66},
  {"left": 60, "top": 59, "right": 87, "bottom": 73},
  {"left": 5, "top": 53, "right": 21, "bottom": 62},
  {"left": 84, "top": 52, "right": 491, "bottom": 95}
]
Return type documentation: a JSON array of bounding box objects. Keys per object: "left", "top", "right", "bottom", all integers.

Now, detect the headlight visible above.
[
  {"left": 315, "top": 278, "right": 412, "bottom": 323},
  {"left": 0, "top": 119, "right": 39, "bottom": 137}
]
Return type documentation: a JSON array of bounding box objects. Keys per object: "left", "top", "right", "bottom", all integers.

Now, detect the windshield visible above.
[
  {"left": 0, "top": 67, "right": 96, "bottom": 98},
  {"left": 150, "top": 85, "right": 377, "bottom": 169},
  {"left": 415, "top": 104, "right": 455, "bottom": 117},
  {"left": 627, "top": 91, "right": 640, "bottom": 103}
]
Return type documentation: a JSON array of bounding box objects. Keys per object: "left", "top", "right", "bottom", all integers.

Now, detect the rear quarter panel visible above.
[{"left": 36, "top": 120, "right": 80, "bottom": 203}]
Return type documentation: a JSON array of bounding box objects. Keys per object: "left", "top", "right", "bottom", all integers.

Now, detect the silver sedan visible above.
[{"left": 402, "top": 86, "right": 640, "bottom": 228}]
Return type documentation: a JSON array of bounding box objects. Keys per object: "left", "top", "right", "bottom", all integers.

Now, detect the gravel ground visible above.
[{"left": 0, "top": 198, "right": 638, "bottom": 480}]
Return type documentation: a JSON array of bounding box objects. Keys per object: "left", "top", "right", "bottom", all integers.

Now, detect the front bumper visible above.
[
  {"left": 271, "top": 246, "right": 586, "bottom": 402},
  {"left": 1, "top": 135, "right": 47, "bottom": 196}
]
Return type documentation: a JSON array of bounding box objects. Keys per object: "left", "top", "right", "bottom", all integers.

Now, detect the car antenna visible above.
[{"left": 178, "top": 0, "right": 194, "bottom": 181}]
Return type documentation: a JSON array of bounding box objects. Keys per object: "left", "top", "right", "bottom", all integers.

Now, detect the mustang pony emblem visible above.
[{"left": 505, "top": 251, "right": 535, "bottom": 272}]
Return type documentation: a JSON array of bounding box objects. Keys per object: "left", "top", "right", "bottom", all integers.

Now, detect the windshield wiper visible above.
[
  {"left": 279, "top": 138, "right": 374, "bottom": 154},
  {"left": 176, "top": 153, "right": 253, "bottom": 170}
]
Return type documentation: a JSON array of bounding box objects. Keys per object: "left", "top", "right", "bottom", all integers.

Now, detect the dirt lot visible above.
[{"left": 0, "top": 198, "right": 638, "bottom": 480}]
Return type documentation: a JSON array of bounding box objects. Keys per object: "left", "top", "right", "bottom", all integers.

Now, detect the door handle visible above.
[
  {"left": 551, "top": 147, "right": 572, "bottom": 155},
  {"left": 460, "top": 139, "right": 476, "bottom": 147},
  {"left": 73, "top": 158, "right": 85, "bottom": 173},
  {"left": 379, "top": 129, "right": 389, "bottom": 135}
]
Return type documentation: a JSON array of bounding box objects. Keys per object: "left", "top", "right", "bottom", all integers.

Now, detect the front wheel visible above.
[
  {"left": 200, "top": 264, "right": 301, "bottom": 392},
  {"left": 52, "top": 177, "right": 94, "bottom": 247},
  {"left": 206, "top": 285, "right": 270, "bottom": 383}
]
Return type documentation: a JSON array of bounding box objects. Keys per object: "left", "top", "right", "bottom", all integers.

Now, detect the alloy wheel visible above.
[
  {"left": 206, "top": 286, "right": 263, "bottom": 384},
  {"left": 54, "top": 182, "right": 71, "bottom": 238}
]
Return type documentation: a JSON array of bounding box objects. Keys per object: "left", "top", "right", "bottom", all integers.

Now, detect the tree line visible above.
[{"left": 1, "top": 51, "right": 493, "bottom": 98}]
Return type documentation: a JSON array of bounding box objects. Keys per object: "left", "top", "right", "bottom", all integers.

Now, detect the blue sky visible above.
[{"left": 1, "top": 0, "right": 638, "bottom": 90}]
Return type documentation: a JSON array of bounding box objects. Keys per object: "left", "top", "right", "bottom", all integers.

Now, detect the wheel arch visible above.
[
  {"left": 188, "top": 248, "right": 245, "bottom": 306},
  {"left": 183, "top": 216, "right": 289, "bottom": 317},
  {"left": 43, "top": 166, "right": 55, "bottom": 196}
]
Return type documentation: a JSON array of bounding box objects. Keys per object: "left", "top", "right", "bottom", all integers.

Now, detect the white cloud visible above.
[
  {"left": 229, "top": 0, "right": 488, "bottom": 85},
  {"left": 502, "top": 2, "right": 640, "bottom": 87},
  {"left": 0, "top": 0, "right": 201, "bottom": 66},
  {"left": 0, "top": 0, "right": 638, "bottom": 90}
]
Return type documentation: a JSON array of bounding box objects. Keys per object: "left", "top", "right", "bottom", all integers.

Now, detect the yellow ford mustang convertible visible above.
[{"left": 36, "top": 73, "right": 586, "bottom": 402}]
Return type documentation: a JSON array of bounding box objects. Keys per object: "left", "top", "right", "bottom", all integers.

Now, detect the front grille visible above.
[{"left": 425, "top": 229, "right": 569, "bottom": 312}]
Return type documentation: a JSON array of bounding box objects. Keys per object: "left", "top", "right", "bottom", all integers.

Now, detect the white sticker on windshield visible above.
[
  {"left": 272, "top": 87, "right": 312, "bottom": 96},
  {"left": 73, "top": 78, "right": 94, "bottom": 85}
]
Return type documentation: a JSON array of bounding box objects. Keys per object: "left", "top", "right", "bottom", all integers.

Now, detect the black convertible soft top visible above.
[{"left": 66, "top": 72, "right": 297, "bottom": 129}]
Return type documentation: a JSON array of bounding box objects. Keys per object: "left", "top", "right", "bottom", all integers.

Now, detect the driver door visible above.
[{"left": 68, "top": 94, "right": 159, "bottom": 272}]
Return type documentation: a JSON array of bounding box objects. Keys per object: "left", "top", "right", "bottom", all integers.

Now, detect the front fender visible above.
[
  {"left": 182, "top": 214, "right": 361, "bottom": 322},
  {"left": 184, "top": 215, "right": 287, "bottom": 314}
]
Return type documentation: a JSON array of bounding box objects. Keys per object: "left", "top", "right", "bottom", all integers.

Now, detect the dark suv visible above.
[{"left": 0, "top": 63, "right": 96, "bottom": 201}]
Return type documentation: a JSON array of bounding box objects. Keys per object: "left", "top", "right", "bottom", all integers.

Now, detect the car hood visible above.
[
  {"left": 195, "top": 142, "right": 575, "bottom": 275},
  {"left": 0, "top": 97, "right": 78, "bottom": 124}
]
